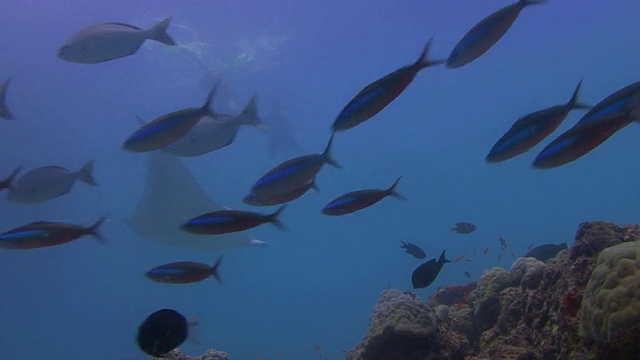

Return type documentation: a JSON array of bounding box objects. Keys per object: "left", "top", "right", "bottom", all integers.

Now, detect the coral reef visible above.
[
  {"left": 347, "top": 222, "right": 640, "bottom": 360},
  {"left": 158, "top": 348, "right": 229, "bottom": 360}
]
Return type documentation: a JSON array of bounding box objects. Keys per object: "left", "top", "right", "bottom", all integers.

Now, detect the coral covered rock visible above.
[
  {"left": 346, "top": 289, "right": 438, "bottom": 360},
  {"left": 580, "top": 241, "right": 640, "bottom": 341}
]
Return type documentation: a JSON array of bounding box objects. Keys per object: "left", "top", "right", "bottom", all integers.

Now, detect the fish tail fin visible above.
[
  {"left": 0, "top": 78, "right": 15, "bottom": 120},
  {"left": 439, "top": 250, "right": 452, "bottom": 264},
  {"left": 386, "top": 176, "right": 406, "bottom": 200},
  {"left": 520, "top": 0, "right": 547, "bottom": 6},
  {"left": 76, "top": 160, "right": 98, "bottom": 186},
  {"left": 568, "top": 80, "right": 591, "bottom": 110},
  {"left": 311, "top": 179, "right": 320, "bottom": 192},
  {"left": 201, "top": 82, "right": 220, "bottom": 115},
  {"left": 1, "top": 165, "right": 21, "bottom": 190},
  {"left": 210, "top": 255, "right": 223, "bottom": 285},
  {"left": 88, "top": 215, "right": 108, "bottom": 244},
  {"left": 187, "top": 313, "right": 201, "bottom": 344},
  {"left": 415, "top": 37, "right": 446, "bottom": 70},
  {"left": 240, "top": 94, "right": 267, "bottom": 129},
  {"left": 268, "top": 205, "right": 288, "bottom": 231},
  {"left": 322, "top": 133, "right": 342, "bottom": 168},
  {"left": 146, "top": 17, "right": 176, "bottom": 46}
]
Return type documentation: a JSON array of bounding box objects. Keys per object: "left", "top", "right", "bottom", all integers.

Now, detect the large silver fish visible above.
[
  {"left": 447, "top": 0, "right": 546, "bottom": 69},
  {"left": 162, "top": 95, "right": 267, "bottom": 157},
  {"left": 127, "top": 151, "right": 266, "bottom": 250},
  {"left": 6, "top": 161, "right": 97, "bottom": 204},
  {"left": 58, "top": 17, "right": 176, "bottom": 64},
  {"left": 0, "top": 78, "right": 15, "bottom": 120}
]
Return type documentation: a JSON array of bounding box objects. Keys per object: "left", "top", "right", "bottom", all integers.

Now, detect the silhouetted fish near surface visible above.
[
  {"left": 182, "top": 205, "right": 287, "bottom": 235},
  {"left": 412, "top": 250, "right": 451, "bottom": 289},
  {"left": 162, "top": 94, "right": 267, "bottom": 157},
  {"left": 146, "top": 256, "right": 223, "bottom": 285},
  {"left": 532, "top": 81, "right": 640, "bottom": 169},
  {"left": 451, "top": 222, "right": 476, "bottom": 234},
  {"left": 0, "top": 216, "right": 106, "bottom": 250},
  {"left": 58, "top": 17, "right": 176, "bottom": 64},
  {"left": 331, "top": 38, "right": 444, "bottom": 132},
  {"left": 6, "top": 161, "right": 97, "bottom": 204},
  {"left": 447, "top": 0, "right": 546, "bottom": 69},
  {"left": 486, "top": 80, "right": 591, "bottom": 163},
  {"left": 322, "top": 177, "right": 405, "bottom": 216},
  {"left": 0, "top": 166, "right": 20, "bottom": 191},
  {"left": 122, "top": 86, "right": 218, "bottom": 153},
  {"left": 250, "top": 135, "right": 340, "bottom": 199},
  {"left": 400, "top": 241, "right": 426, "bottom": 259},
  {"left": 244, "top": 179, "right": 318, "bottom": 206},
  {"left": 525, "top": 242, "right": 567, "bottom": 261},
  {"left": 0, "top": 78, "right": 15, "bottom": 120},
  {"left": 136, "top": 309, "right": 195, "bottom": 357}
]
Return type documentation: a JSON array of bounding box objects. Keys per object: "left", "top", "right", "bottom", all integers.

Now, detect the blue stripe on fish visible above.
[
  {"left": 148, "top": 268, "right": 188, "bottom": 275},
  {"left": 450, "top": 21, "right": 490, "bottom": 58},
  {"left": 578, "top": 98, "right": 630, "bottom": 126},
  {"left": 536, "top": 136, "right": 576, "bottom": 160},
  {"left": 128, "top": 112, "right": 195, "bottom": 142},
  {"left": 186, "top": 216, "right": 235, "bottom": 225},
  {"left": 338, "top": 87, "right": 384, "bottom": 119},
  {"left": 325, "top": 196, "right": 357, "bottom": 209},
  {"left": 0, "top": 229, "right": 49, "bottom": 241},
  {"left": 255, "top": 158, "right": 321, "bottom": 188}
]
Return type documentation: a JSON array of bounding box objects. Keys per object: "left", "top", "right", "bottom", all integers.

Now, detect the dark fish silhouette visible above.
[
  {"left": 250, "top": 135, "right": 340, "bottom": 199},
  {"left": 332, "top": 38, "right": 444, "bottom": 132},
  {"left": 533, "top": 81, "right": 640, "bottom": 169},
  {"left": 136, "top": 309, "right": 190, "bottom": 357},
  {"left": 244, "top": 179, "right": 318, "bottom": 206},
  {"left": 0, "top": 78, "right": 15, "bottom": 120},
  {"left": 122, "top": 86, "right": 218, "bottom": 153},
  {"left": 145, "top": 257, "right": 223, "bottom": 284},
  {"left": 0, "top": 216, "right": 106, "bottom": 250},
  {"left": 321, "top": 177, "right": 405, "bottom": 216},
  {"left": 0, "top": 166, "right": 20, "bottom": 191},
  {"left": 524, "top": 243, "right": 567, "bottom": 262},
  {"left": 447, "top": 0, "right": 546, "bottom": 69},
  {"left": 464, "top": 271, "right": 471, "bottom": 278},
  {"left": 400, "top": 241, "right": 426, "bottom": 259},
  {"left": 450, "top": 222, "right": 476, "bottom": 234},
  {"left": 412, "top": 250, "right": 451, "bottom": 289},
  {"left": 181, "top": 205, "right": 287, "bottom": 235},
  {"left": 486, "top": 80, "right": 591, "bottom": 163}
]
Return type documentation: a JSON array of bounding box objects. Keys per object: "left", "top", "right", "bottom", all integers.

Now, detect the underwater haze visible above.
[{"left": 1, "top": 0, "right": 640, "bottom": 359}]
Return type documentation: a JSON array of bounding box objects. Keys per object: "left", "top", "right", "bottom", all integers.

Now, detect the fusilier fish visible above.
[
  {"left": 486, "top": 80, "right": 590, "bottom": 163},
  {"left": 447, "top": 0, "right": 546, "bottom": 69},
  {"left": 58, "top": 17, "right": 176, "bottom": 64},
  {"left": 322, "top": 177, "right": 405, "bottom": 216},
  {"left": 146, "top": 257, "right": 223, "bottom": 284},
  {"left": 332, "top": 38, "right": 444, "bottom": 132},
  {"left": 0, "top": 216, "right": 106, "bottom": 250},
  {"left": 250, "top": 135, "right": 340, "bottom": 199},
  {"left": 7, "top": 161, "right": 97, "bottom": 204},
  {"left": 181, "top": 205, "right": 287, "bottom": 235},
  {"left": 0, "top": 78, "right": 15, "bottom": 120},
  {"left": 122, "top": 86, "right": 218, "bottom": 153},
  {"left": 243, "top": 179, "right": 318, "bottom": 206}
]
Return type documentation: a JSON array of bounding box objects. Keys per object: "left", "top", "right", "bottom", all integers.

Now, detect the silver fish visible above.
[
  {"left": 162, "top": 95, "right": 266, "bottom": 157},
  {"left": 0, "top": 78, "right": 15, "bottom": 120},
  {"left": 58, "top": 17, "right": 176, "bottom": 64},
  {"left": 6, "top": 161, "right": 97, "bottom": 204}
]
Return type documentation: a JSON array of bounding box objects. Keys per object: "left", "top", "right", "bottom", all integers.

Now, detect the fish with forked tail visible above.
[
  {"left": 181, "top": 205, "right": 287, "bottom": 235},
  {"left": 322, "top": 177, "right": 405, "bottom": 216},
  {"left": 0, "top": 216, "right": 106, "bottom": 250},
  {"left": 146, "top": 256, "right": 223, "bottom": 285},
  {"left": 412, "top": 250, "right": 451, "bottom": 289}
]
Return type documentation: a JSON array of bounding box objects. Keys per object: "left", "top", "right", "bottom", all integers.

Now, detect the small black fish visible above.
[
  {"left": 136, "top": 309, "right": 192, "bottom": 357},
  {"left": 451, "top": 222, "right": 476, "bottom": 234},
  {"left": 400, "top": 241, "right": 426, "bottom": 259},
  {"left": 145, "top": 257, "right": 223, "bottom": 285},
  {"left": 524, "top": 243, "right": 567, "bottom": 262},
  {"left": 322, "top": 177, "right": 405, "bottom": 216},
  {"left": 411, "top": 250, "right": 451, "bottom": 289},
  {"left": 181, "top": 205, "right": 287, "bottom": 235},
  {"left": 464, "top": 271, "right": 471, "bottom": 278}
]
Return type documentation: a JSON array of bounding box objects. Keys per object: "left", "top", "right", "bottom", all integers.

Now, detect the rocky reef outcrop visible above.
[
  {"left": 346, "top": 222, "right": 640, "bottom": 360},
  {"left": 158, "top": 348, "right": 229, "bottom": 360}
]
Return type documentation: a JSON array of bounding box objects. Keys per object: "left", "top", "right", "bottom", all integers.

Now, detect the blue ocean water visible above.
[{"left": 1, "top": 0, "right": 639, "bottom": 359}]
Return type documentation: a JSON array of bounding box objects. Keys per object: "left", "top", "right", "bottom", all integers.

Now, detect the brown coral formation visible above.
[
  {"left": 158, "top": 348, "right": 229, "bottom": 360},
  {"left": 346, "top": 222, "right": 640, "bottom": 360}
]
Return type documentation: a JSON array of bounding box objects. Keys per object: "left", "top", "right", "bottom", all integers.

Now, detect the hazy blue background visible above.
[{"left": 1, "top": 0, "right": 639, "bottom": 359}]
